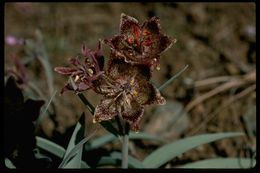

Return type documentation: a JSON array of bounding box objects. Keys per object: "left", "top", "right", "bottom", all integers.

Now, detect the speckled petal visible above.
[
  {"left": 133, "top": 80, "right": 166, "bottom": 106},
  {"left": 120, "top": 13, "right": 140, "bottom": 36},
  {"left": 121, "top": 99, "right": 144, "bottom": 131},
  {"left": 108, "top": 59, "right": 151, "bottom": 81},
  {"left": 94, "top": 98, "right": 118, "bottom": 122},
  {"left": 141, "top": 17, "right": 173, "bottom": 56}
]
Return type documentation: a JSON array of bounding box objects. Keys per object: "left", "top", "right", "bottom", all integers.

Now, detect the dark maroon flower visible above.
[
  {"left": 93, "top": 58, "right": 165, "bottom": 131},
  {"left": 54, "top": 41, "right": 104, "bottom": 94},
  {"left": 105, "top": 13, "right": 174, "bottom": 70}
]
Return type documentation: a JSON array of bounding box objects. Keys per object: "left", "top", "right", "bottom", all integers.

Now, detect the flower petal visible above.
[
  {"left": 120, "top": 13, "right": 140, "bottom": 36},
  {"left": 141, "top": 17, "right": 173, "bottom": 56},
  {"left": 121, "top": 99, "right": 144, "bottom": 131},
  {"left": 141, "top": 16, "right": 161, "bottom": 35},
  {"left": 54, "top": 67, "right": 77, "bottom": 76},
  {"left": 94, "top": 98, "right": 118, "bottom": 122},
  {"left": 108, "top": 59, "right": 151, "bottom": 81},
  {"left": 133, "top": 80, "right": 166, "bottom": 106}
]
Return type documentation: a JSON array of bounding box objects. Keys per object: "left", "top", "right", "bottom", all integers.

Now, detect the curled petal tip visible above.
[{"left": 121, "top": 13, "right": 126, "bottom": 17}]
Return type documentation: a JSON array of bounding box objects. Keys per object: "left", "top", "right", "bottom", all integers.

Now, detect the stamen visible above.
[
  {"left": 87, "top": 68, "right": 94, "bottom": 76},
  {"left": 156, "top": 65, "right": 161, "bottom": 71},
  {"left": 130, "top": 78, "right": 135, "bottom": 85},
  {"left": 132, "top": 90, "right": 138, "bottom": 97},
  {"left": 74, "top": 75, "right": 80, "bottom": 82}
]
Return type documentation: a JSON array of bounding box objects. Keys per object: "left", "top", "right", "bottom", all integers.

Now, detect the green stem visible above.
[
  {"left": 122, "top": 134, "right": 129, "bottom": 168},
  {"left": 77, "top": 93, "right": 95, "bottom": 115},
  {"left": 121, "top": 122, "right": 130, "bottom": 168}
]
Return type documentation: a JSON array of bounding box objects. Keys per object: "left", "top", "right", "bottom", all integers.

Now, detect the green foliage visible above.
[
  {"left": 35, "top": 90, "right": 57, "bottom": 129},
  {"left": 86, "top": 132, "right": 165, "bottom": 150},
  {"left": 96, "top": 152, "right": 144, "bottom": 168},
  {"left": 5, "top": 158, "right": 16, "bottom": 169},
  {"left": 142, "top": 132, "right": 244, "bottom": 168},
  {"left": 36, "top": 136, "right": 65, "bottom": 159},
  {"left": 158, "top": 65, "right": 189, "bottom": 91},
  {"left": 59, "top": 113, "right": 92, "bottom": 168},
  {"left": 177, "top": 158, "right": 256, "bottom": 169}
]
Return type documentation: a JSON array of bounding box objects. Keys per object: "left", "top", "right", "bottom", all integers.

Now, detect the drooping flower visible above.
[
  {"left": 105, "top": 13, "right": 174, "bottom": 70},
  {"left": 93, "top": 57, "right": 166, "bottom": 131},
  {"left": 54, "top": 41, "right": 104, "bottom": 94}
]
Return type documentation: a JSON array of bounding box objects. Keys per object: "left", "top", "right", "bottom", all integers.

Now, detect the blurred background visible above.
[{"left": 4, "top": 2, "right": 256, "bottom": 167}]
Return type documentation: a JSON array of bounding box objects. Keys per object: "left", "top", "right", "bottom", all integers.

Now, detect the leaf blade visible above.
[
  {"left": 158, "top": 65, "right": 189, "bottom": 91},
  {"left": 36, "top": 136, "right": 65, "bottom": 158},
  {"left": 142, "top": 132, "right": 244, "bottom": 168},
  {"left": 86, "top": 132, "right": 164, "bottom": 150},
  {"left": 177, "top": 158, "right": 256, "bottom": 169}
]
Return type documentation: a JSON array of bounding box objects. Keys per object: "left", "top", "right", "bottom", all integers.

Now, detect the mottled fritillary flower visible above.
[
  {"left": 93, "top": 56, "right": 165, "bottom": 131},
  {"left": 55, "top": 14, "right": 172, "bottom": 132},
  {"left": 105, "top": 13, "right": 174, "bottom": 70},
  {"left": 54, "top": 41, "right": 104, "bottom": 94}
]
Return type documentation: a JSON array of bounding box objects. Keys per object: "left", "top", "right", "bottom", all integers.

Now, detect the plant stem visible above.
[
  {"left": 121, "top": 123, "right": 130, "bottom": 168},
  {"left": 122, "top": 133, "right": 129, "bottom": 168}
]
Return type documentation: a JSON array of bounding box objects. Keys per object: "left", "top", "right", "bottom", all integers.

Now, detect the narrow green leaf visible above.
[
  {"left": 59, "top": 113, "right": 84, "bottom": 168},
  {"left": 129, "top": 132, "right": 165, "bottom": 142},
  {"left": 86, "top": 132, "right": 164, "bottom": 150},
  {"left": 97, "top": 152, "right": 144, "bottom": 168},
  {"left": 143, "top": 132, "right": 244, "bottom": 168},
  {"left": 177, "top": 158, "right": 256, "bottom": 169},
  {"left": 81, "top": 161, "right": 90, "bottom": 168},
  {"left": 5, "top": 158, "right": 16, "bottom": 169},
  {"left": 110, "top": 152, "right": 144, "bottom": 168},
  {"left": 77, "top": 93, "right": 95, "bottom": 115},
  {"left": 35, "top": 90, "right": 57, "bottom": 129},
  {"left": 158, "top": 65, "right": 189, "bottom": 91},
  {"left": 59, "top": 113, "right": 86, "bottom": 168},
  {"left": 63, "top": 146, "right": 83, "bottom": 168},
  {"left": 64, "top": 121, "right": 82, "bottom": 159},
  {"left": 97, "top": 157, "right": 119, "bottom": 167},
  {"left": 59, "top": 128, "right": 97, "bottom": 168},
  {"left": 86, "top": 134, "right": 116, "bottom": 150},
  {"left": 36, "top": 136, "right": 65, "bottom": 158}
]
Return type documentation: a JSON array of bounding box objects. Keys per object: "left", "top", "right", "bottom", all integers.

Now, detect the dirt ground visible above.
[{"left": 4, "top": 3, "right": 256, "bottom": 167}]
